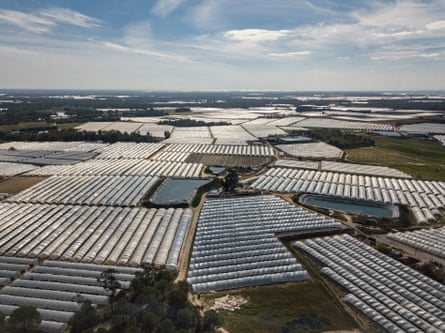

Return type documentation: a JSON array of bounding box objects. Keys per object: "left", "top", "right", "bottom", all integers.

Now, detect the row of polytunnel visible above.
[
  {"left": 292, "top": 118, "right": 394, "bottom": 131},
  {"left": 164, "top": 143, "right": 274, "bottom": 156},
  {"left": 0, "top": 258, "right": 140, "bottom": 333},
  {"left": 188, "top": 196, "right": 342, "bottom": 293},
  {"left": 0, "top": 149, "right": 96, "bottom": 166},
  {"left": 242, "top": 123, "right": 287, "bottom": 137},
  {"left": 0, "top": 203, "right": 192, "bottom": 269},
  {"left": 151, "top": 151, "right": 192, "bottom": 162},
  {"left": 434, "top": 135, "right": 445, "bottom": 146},
  {"left": 7, "top": 175, "right": 161, "bottom": 207},
  {"left": 273, "top": 160, "right": 411, "bottom": 178},
  {"left": 0, "top": 141, "right": 107, "bottom": 152},
  {"left": 25, "top": 159, "right": 203, "bottom": 177},
  {"left": 321, "top": 161, "right": 411, "bottom": 178},
  {"left": 0, "top": 141, "right": 274, "bottom": 177},
  {"left": 251, "top": 167, "right": 445, "bottom": 223},
  {"left": 294, "top": 234, "right": 445, "bottom": 333},
  {"left": 388, "top": 227, "right": 445, "bottom": 259},
  {"left": 0, "top": 162, "right": 39, "bottom": 176},
  {"left": 400, "top": 122, "right": 445, "bottom": 134},
  {"left": 276, "top": 142, "right": 344, "bottom": 159},
  {"left": 262, "top": 168, "right": 444, "bottom": 194},
  {"left": 95, "top": 142, "right": 165, "bottom": 159},
  {"left": 0, "top": 256, "right": 37, "bottom": 286}
]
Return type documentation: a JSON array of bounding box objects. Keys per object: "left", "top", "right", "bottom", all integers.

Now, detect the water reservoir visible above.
[
  {"left": 151, "top": 178, "right": 210, "bottom": 205},
  {"left": 300, "top": 194, "right": 398, "bottom": 218}
]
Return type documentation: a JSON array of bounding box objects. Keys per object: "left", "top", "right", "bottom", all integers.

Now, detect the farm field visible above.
[
  {"left": 346, "top": 137, "right": 445, "bottom": 181},
  {"left": 204, "top": 282, "right": 359, "bottom": 333},
  {"left": 295, "top": 234, "right": 445, "bottom": 333},
  {"left": 1, "top": 90, "right": 445, "bottom": 333},
  {"left": 0, "top": 176, "right": 48, "bottom": 195},
  {"left": 251, "top": 166, "right": 445, "bottom": 224}
]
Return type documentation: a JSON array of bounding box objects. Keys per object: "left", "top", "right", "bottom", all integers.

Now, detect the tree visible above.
[
  {"left": 419, "top": 261, "right": 444, "bottom": 283},
  {"left": 376, "top": 243, "right": 391, "bottom": 255},
  {"left": 7, "top": 306, "right": 41, "bottom": 332},
  {"left": 223, "top": 169, "right": 239, "bottom": 192},
  {"left": 0, "top": 312, "right": 5, "bottom": 332},
  {"left": 70, "top": 300, "right": 98, "bottom": 333},
  {"left": 98, "top": 268, "right": 121, "bottom": 300},
  {"left": 158, "top": 319, "right": 175, "bottom": 333},
  {"left": 140, "top": 311, "right": 160, "bottom": 332},
  {"left": 202, "top": 310, "right": 223, "bottom": 332},
  {"left": 175, "top": 308, "right": 195, "bottom": 330}
]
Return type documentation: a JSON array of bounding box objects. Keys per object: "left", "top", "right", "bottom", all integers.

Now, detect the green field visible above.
[
  {"left": 346, "top": 137, "right": 445, "bottom": 181},
  {"left": 204, "top": 281, "right": 358, "bottom": 333}
]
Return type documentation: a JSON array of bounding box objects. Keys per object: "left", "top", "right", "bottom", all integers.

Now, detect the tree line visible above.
[
  {"left": 0, "top": 129, "right": 158, "bottom": 144},
  {"left": 158, "top": 119, "right": 230, "bottom": 127},
  {"left": 71, "top": 264, "right": 222, "bottom": 333},
  {"left": 0, "top": 265, "right": 222, "bottom": 333},
  {"left": 308, "top": 129, "right": 375, "bottom": 149}
]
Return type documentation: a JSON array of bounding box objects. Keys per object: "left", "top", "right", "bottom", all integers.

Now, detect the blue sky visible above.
[{"left": 0, "top": 0, "right": 444, "bottom": 90}]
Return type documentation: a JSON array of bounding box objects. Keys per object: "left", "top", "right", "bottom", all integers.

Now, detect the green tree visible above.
[
  {"left": 223, "top": 169, "right": 239, "bottom": 192},
  {"left": 6, "top": 306, "right": 41, "bottom": 332},
  {"left": 419, "top": 261, "right": 444, "bottom": 283},
  {"left": 158, "top": 319, "right": 175, "bottom": 333},
  {"left": 70, "top": 300, "right": 98, "bottom": 333},
  {"left": 175, "top": 308, "right": 195, "bottom": 330},
  {"left": 98, "top": 268, "right": 121, "bottom": 300},
  {"left": 141, "top": 311, "right": 160, "bottom": 332},
  {"left": 0, "top": 312, "right": 5, "bottom": 332},
  {"left": 202, "top": 310, "right": 222, "bottom": 332},
  {"left": 376, "top": 243, "right": 391, "bottom": 255}
]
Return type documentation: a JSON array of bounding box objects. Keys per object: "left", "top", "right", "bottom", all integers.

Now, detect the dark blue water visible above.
[
  {"left": 152, "top": 178, "right": 210, "bottom": 205},
  {"left": 302, "top": 195, "right": 395, "bottom": 218}
]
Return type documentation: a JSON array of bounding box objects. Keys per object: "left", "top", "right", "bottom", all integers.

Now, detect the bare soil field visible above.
[{"left": 0, "top": 176, "right": 48, "bottom": 195}]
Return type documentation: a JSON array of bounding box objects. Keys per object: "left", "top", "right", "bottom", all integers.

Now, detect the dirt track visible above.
[{"left": 176, "top": 194, "right": 206, "bottom": 282}]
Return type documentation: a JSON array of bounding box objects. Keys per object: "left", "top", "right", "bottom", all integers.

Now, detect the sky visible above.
[{"left": 0, "top": 0, "right": 444, "bottom": 91}]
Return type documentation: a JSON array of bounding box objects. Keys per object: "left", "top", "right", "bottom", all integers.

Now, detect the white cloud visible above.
[
  {"left": 269, "top": 51, "right": 311, "bottom": 57},
  {"left": 0, "top": 8, "right": 100, "bottom": 34},
  {"left": 102, "top": 41, "right": 191, "bottom": 62},
  {"left": 152, "top": 0, "right": 185, "bottom": 17},
  {"left": 40, "top": 8, "right": 101, "bottom": 28},
  {"left": 122, "top": 21, "right": 153, "bottom": 48},
  {"left": 0, "top": 9, "right": 55, "bottom": 33},
  {"left": 223, "top": 29, "right": 291, "bottom": 42},
  {"left": 426, "top": 20, "right": 445, "bottom": 30},
  {"left": 420, "top": 52, "right": 441, "bottom": 58},
  {"left": 186, "top": 0, "right": 228, "bottom": 29},
  {"left": 0, "top": 0, "right": 444, "bottom": 90}
]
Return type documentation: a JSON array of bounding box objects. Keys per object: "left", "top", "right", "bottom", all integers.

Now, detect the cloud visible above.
[
  {"left": 187, "top": 0, "right": 226, "bottom": 29},
  {"left": 178, "top": 0, "right": 445, "bottom": 64},
  {"left": 102, "top": 41, "right": 191, "bottom": 62},
  {"left": 40, "top": 8, "right": 101, "bottom": 28},
  {"left": 122, "top": 21, "right": 153, "bottom": 48},
  {"left": 223, "top": 29, "right": 291, "bottom": 42},
  {"left": 152, "top": 0, "right": 185, "bottom": 17},
  {"left": 0, "top": 9, "right": 55, "bottom": 33},
  {"left": 0, "top": 8, "right": 101, "bottom": 34},
  {"left": 269, "top": 51, "right": 311, "bottom": 57},
  {"left": 426, "top": 20, "right": 445, "bottom": 30},
  {"left": 420, "top": 52, "right": 441, "bottom": 58}
]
